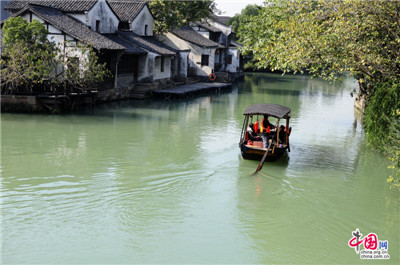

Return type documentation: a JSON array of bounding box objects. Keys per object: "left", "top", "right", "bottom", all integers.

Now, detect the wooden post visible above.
[
  {"left": 286, "top": 117, "right": 289, "bottom": 145},
  {"left": 276, "top": 119, "right": 280, "bottom": 146},
  {"left": 114, "top": 51, "right": 124, "bottom": 89},
  {"left": 240, "top": 115, "right": 249, "bottom": 144}
]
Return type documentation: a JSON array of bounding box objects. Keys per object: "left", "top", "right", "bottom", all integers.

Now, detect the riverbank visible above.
[
  {"left": 0, "top": 80, "right": 236, "bottom": 113},
  {"left": 152, "top": 82, "right": 232, "bottom": 100}
]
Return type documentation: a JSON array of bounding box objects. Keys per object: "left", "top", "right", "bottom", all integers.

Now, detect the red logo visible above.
[
  {"left": 348, "top": 230, "right": 378, "bottom": 253},
  {"left": 348, "top": 228, "right": 390, "bottom": 260}
]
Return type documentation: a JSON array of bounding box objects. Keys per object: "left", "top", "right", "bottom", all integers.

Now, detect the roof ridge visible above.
[
  {"left": 11, "top": 4, "right": 125, "bottom": 50},
  {"left": 171, "top": 26, "right": 220, "bottom": 48},
  {"left": 117, "top": 30, "right": 176, "bottom": 55}
]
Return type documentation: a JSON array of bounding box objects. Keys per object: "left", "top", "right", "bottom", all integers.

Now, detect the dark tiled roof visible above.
[
  {"left": 103, "top": 33, "right": 147, "bottom": 54},
  {"left": 212, "top": 15, "right": 232, "bottom": 26},
  {"left": 13, "top": 4, "right": 125, "bottom": 50},
  {"left": 107, "top": 0, "right": 147, "bottom": 23},
  {"left": 230, "top": 39, "right": 242, "bottom": 48},
  {"left": 5, "top": 0, "right": 97, "bottom": 13},
  {"left": 118, "top": 31, "right": 176, "bottom": 56},
  {"left": 171, "top": 26, "right": 221, "bottom": 48},
  {"left": 193, "top": 21, "right": 221, "bottom": 33}
]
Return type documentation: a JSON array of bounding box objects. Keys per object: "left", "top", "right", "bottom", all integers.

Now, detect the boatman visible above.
[
  {"left": 260, "top": 115, "right": 275, "bottom": 148},
  {"left": 260, "top": 115, "right": 275, "bottom": 132}
]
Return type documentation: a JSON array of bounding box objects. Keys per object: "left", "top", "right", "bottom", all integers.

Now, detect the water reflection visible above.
[{"left": 2, "top": 73, "right": 398, "bottom": 264}]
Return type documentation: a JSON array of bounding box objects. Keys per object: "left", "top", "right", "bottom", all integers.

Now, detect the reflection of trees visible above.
[
  {"left": 3, "top": 72, "right": 397, "bottom": 263},
  {"left": 233, "top": 73, "right": 396, "bottom": 264}
]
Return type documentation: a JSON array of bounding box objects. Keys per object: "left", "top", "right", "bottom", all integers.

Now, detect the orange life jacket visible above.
[
  {"left": 254, "top": 120, "right": 259, "bottom": 133},
  {"left": 260, "top": 119, "right": 271, "bottom": 133},
  {"left": 260, "top": 118, "right": 265, "bottom": 132}
]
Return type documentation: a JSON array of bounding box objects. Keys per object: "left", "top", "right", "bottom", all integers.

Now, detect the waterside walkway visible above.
[{"left": 152, "top": 82, "right": 232, "bottom": 100}]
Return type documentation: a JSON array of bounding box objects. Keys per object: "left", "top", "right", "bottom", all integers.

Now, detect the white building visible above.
[
  {"left": 192, "top": 16, "right": 243, "bottom": 79},
  {"left": 159, "top": 26, "right": 222, "bottom": 80},
  {"left": 3, "top": 0, "right": 190, "bottom": 90}
]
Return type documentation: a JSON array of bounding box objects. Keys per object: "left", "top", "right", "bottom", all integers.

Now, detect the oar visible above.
[{"left": 255, "top": 141, "right": 273, "bottom": 173}]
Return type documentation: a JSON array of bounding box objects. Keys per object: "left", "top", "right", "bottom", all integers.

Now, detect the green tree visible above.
[
  {"left": 239, "top": 0, "right": 400, "bottom": 83},
  {"left": 1, "top": 16, "right": 111, "bottom": 95},
  {"left": 229, "top": 4, "right": 261, "bottom": 38},
  {"left": 238, "top": 0, "right": 400, "bottom": 183},
  {"left": 1, "top": 17, "right": 57, "bottom": 94},
  {"left": 56, "top": 43, "right": 111, "bottom": 92},
  {"left": 149, "top": 0, "right": 217, "bottom": 34}
]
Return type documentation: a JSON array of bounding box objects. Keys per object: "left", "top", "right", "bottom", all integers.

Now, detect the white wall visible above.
[
  {"left": 161, "top": 33, "right": 215, "bottom": 76},
  {"left": 23, "top": 13, "right": 44, "bottom": 23},
  {"left": 225, "top": 48, "right": 240, "bottom": 73},
  {"left": 192, "top": 25, "right": 210, "bottom": 39},
  {"left": 131, "top": 5, "right": 154, "bottom": 36},
  {"left": 21, "top": 14, "right": 61, "bottom": 44},
  {"left": 196, "top": 31, "right": 210, "bottom": 39},
  {"left": 178, "top": 51, "right": 190, "bottom": 77},
  {"left": 20, "top": 11, "right": 91, "bottom": 77},
  {"left": 137, "top": 52, "right": 156, "bottom": 82},
  {"left": 189, "top": 45, "right": 215, "bottom": 76},
  {"left": 87, "top": 0, "right": 119, "bottom": 33},
  {"left": 69, "top": 0, "right": 119, "bottom": 33},
  {"left": 154, "top": 56, "right": 172, "bottom": 80},
  {"left": 208, "top": 20, "right": 231, "bottom": 36}
]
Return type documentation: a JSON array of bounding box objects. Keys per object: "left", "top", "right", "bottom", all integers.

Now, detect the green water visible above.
[{"left": 1, "top": 73, "right": 399, "bottom": 264}]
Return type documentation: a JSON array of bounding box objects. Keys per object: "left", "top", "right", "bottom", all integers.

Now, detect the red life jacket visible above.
[
  {"left": 260, "top": 118, "right": 265, "bottom": 132},
  {"left": 260, "top": 119, "right": 271, "bottom": 133},
  {"left": 254, "top": 120, "right": 259, "bottom": 133}
]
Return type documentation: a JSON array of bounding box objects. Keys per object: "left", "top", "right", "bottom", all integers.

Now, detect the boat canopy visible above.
[{"left": 242, "top": 104, "right": 291, "bottom": 119}]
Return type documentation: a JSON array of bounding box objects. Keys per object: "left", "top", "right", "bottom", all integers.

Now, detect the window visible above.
[
  {"left": 96, "top": 20, "right": 100, "bottom": 32},
  {"left": 226, "top": 55, "right": 233, "bottom": 64},
  {"left": 144, "top": 25, "right": 148, "bottom": 36},
  {"left": 160, "top": 56, "right": 165, "bottom": 72},
  {"left": 201, "top": 55, "right": 209, "bottom": 66},
  {"left": 118, "top": 22, "right": 130, "bottom": 31}
]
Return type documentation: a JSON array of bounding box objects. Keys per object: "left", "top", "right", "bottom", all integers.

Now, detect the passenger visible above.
[
  {"left": 261, "top": 115, "right": 275, "bottom": 132},
  {"left": 279, "top": 125, "right": 286, "bottom": 144},
  {"left": 253, "top": 120, "right": 259, "bottom": 133},
  {"left": 247, "top": 123, "right": 258, "bottom": 141},
  {"left": 260, "top": 115, "right": 275, "bottom": 148}
]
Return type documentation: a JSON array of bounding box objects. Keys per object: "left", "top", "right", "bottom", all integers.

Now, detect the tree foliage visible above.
[
  {"left": 239, "top": 0, "right": 400, "bottom": 83},
  {"left": 228, "top": 4, "right": 262, "bottom": 40},
  {"left": 1, "top": 17, "right": 57, "bottom": 94},
  {"left": 149, "top": 0, "right": 217, "bottom": 34},
  {"left": 57, "top": 44, "right": 111, "bottom": 92},
  {"left": 1, "top": 17, "right": 111, "bottom": 95},
  {"left": 238, "top": 0, "right": 400, "bottom": 183}
]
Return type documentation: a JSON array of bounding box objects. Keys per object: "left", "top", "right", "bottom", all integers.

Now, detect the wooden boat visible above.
[{"left": 239, "top": 104, "right": 292, "bottom": 161}]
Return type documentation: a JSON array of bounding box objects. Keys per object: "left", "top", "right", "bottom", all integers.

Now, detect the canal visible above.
[{"left": 2, "top": 73, "right": 399, "bottom": 264}]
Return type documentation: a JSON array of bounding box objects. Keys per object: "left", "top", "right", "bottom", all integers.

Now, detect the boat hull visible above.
[{"left": 240, "top": 143, "right": 287, "bottom": 162}]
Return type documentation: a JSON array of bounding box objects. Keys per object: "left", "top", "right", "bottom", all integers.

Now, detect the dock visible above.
[{"left": 152, "top": 82, "right": 232, "bottom": 99}]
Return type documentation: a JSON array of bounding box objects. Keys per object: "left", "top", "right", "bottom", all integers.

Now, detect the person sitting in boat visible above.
[
  {"left": 277, "top": 125, "right": 288, "bottom": 145},
  {"left": 259, "top": 115, "right": 275, "bottom": 148},
  {"left": 260, "top": 115, "right": 275, "bottom": 132},
  {"left": 246, "top": 123, "right": 259, "bottom": 141}
]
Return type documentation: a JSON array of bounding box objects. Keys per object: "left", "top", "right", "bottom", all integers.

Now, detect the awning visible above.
[{"left": 243, "top": 104, "right": 291, "bottom": 119}]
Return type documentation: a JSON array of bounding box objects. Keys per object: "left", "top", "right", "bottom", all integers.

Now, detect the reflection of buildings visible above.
[{"left": 3, "top": 71, "right": 396, "bottom": 264}]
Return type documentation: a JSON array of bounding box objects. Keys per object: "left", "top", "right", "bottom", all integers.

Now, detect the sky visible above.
[{"left": 214, "top": 0, "right": 265, "bottom": 17}]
